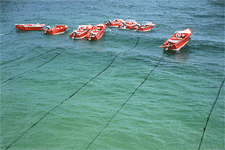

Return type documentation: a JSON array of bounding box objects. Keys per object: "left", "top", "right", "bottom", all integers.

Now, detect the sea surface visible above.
[{"left": 1, "top": 0, "right": 224, "bottom": 149}]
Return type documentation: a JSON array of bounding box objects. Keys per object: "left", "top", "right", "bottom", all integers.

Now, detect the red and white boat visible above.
[
  {"left": 15, "top": 23, "right": 45, "bottom": 31},
  {"left": 85, "top": 23, "right": 105, "bottom": 41},
  {"left": 69, "top": 25, "right": 93, "bottom": 39},
  {"left": 105, "top": 19, "right": 124, "bottom": 27},
  {"left": 159, "top": 29, "right": 192, "bottom": 51},
  {"left": 43, "top": 25, "right": 68, "bottom": 35},
  {"left": 134, "top": 21, "right": 156, "bottom": 32},
  {"left": 118, "top": 19, "right": 137, "bottom": 30}
]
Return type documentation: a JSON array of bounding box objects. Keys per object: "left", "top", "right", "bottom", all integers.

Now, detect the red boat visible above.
[
  {"left": 105, "top": 19, "right": 124, "bottom": 27},
  {"left": 69, "top": 25, "right": 93, "bottom": 39},
  {"left": 118, "top": 19, "right": 137, "bottom": 30},
  {"left": 85, "top": 23, "right": 105, "bottom": 41},
  {"left": 134, "top": 21, "right": 156, "bottom": 32},
  {"left": 159, "top": 29, "right": 192, "bottom": 51},
  {"left": 15, "top": 23, "right": 45, "bottom": 31},
  {"left": 43, "top": 25, "right": 68, "bottom": 35}
]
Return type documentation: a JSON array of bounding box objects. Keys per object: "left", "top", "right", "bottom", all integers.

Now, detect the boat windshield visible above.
[
  {"left": 175, "top": 29, "right": 191, "bottom": 34},
  {"left": 78, "top": 25, "right": 92, "bottom": 29},
  {"left": 114, "top": 19, "right": 124, "bottom": 22}
]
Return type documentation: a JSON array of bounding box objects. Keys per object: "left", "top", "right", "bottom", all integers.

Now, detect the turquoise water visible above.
[{"left": 1, "top": 0, "right": 224, "bottom": 149}]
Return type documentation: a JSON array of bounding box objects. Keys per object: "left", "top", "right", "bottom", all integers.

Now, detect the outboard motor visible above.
[
  {"left": 121, "top": 21, "right": 126, "bottom": 29},
  {"left": 89, "top": 31, "right": 93, "bottom": 41},
  {"left": 165, "top": 41, "right": 172, "bottom": 50},
  {"left": 47, "top": 26, "right": 50, "bottom": 31},
  {"left": 72, "top": 30, "right": 77, "bottom": 38},
  {"left": 108, "top": 19, "right": 111, "bottom": 24}
]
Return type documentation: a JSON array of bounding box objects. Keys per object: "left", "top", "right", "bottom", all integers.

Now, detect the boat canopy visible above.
[
  {"left": 97, "top": 23, "right": 105, "bottom": 27},
  {"left": 78, "top": 25, "right": 92, "bottom": 28},
  {"left": 175, "top": 29, "right": 192, "bottom": 34}
]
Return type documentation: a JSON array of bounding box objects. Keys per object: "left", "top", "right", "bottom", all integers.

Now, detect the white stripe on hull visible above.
[
  {"left": 53, "top": 30, "right": 66, "bottom": 35},
  {"left": 135, "top": 29, "right": 152, "bottom": 32},
  {"left": 169, "top": 40, "right": 189, "bottom": 51},
  {"left": 88, "top": 32, "right": 104, "bottom": 41},
  {"left": 73, "top": 35, "right": 86, "bottom": 39}
]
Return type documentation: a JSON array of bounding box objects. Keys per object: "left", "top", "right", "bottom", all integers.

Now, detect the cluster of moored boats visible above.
[{"left": 15, "top": 19, "right": 192, "bottom": 51}]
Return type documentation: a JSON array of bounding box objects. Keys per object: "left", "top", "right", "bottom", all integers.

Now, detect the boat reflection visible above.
[{"left": 163, "top": 45, "right": 191, "bottom": 62}]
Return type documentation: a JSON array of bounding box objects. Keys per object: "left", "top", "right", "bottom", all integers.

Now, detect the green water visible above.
[{"left": 1, "top": 0, "right": 224, "bottom": 149}]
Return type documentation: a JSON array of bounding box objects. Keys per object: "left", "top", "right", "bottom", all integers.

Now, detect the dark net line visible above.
[
  {"left": 1, "top": 47, "right": 36, "bottom": 66},
  {"left": 1, "top": 47, "right": 64, "bottom": 69},
  {"left": 86, "top": 56, "right": 163, "bottom": 149},
  {"left": 2, "top": 50, "right": 63, "bottom": 85},
  {"left": 198, "top": 77, "right": 225, "bottom": 150},
  {"left": 5, "top": 37, "right": 140, "bottom": 150}
]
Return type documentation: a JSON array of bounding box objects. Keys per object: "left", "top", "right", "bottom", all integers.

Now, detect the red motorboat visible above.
[
  {"left": 85, "top": 23, "right": 105, "bottom": 41},
  {"left": 43, "top": 25, "right": 68, "bottom": 35},
  {"left": 134, "top": 21, "right": 156, "bottom": 32},
  {"left": 159, "top": 29, "right": 192, "bottom": 51},
  {"left": 118, "top": 19, "right": 137, "bottom": 30},
  {"left": 15, "top": 23, "right": 45, "bottom": 31},
  {"left": 69, "top": 25, "right": 93, "bottom": 39},
  {"left": 105, "top": 19, "right": 124, "bottom": 27}
]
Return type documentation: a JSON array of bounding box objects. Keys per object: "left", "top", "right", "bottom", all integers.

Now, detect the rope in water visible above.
[
  {"left": 5, "top": 37, "right": 140, "bottom": 150},
  {"left": 0, "top": 47, "right": 36, "bottom": 66},
  {"left": 1, "top": 47, "right": 63, "bottom": 69},
  {"left": 1, "top": 49, "right": 64, "bottom": 85},
  {"left": 198, "top": 77, "right": 225, "bottom": 150},
  {"left": 86, "top": 56, "right": 163, "bottom": 149}
]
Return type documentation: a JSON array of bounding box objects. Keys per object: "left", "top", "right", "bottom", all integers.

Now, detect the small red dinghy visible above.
[
  {"left": 69, "top": 25, "right": 93, "bottom": 39},
  {"left": 118, "top": 19, "right": 137, "bottom": 30},
  {"left": 15, "top": 23, "right": 45, "bottom": 31},
  {"left": 159, "top": 29, "right": 192, "bottom": 51},
  {"left": 43, "top": 25, "right": 68, "bottom": 35},
  {"left": 105, "top": 19, "right": 124, "bottom": 27},
  {"left": 85, "top": 23, "right": 105, "bottom": 41},
  {"left": 134, "top": 21, "right": 156, "bottom": 32}
]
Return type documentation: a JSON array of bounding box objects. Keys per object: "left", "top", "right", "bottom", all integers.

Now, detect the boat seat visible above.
[
  {"left": 172, "top": 37, "right": 182, "bottom": 40},
  {"left": 169, "top": 39, "right": 179, "bottom": 43}
]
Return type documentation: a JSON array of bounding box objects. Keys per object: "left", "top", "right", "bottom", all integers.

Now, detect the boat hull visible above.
[
  {"left": 105, "top": 19, "right": 124, "bottom": 28},
  {"left": 134, "top": 26, "right": 153, "bottom": 32},
  {"left": 69, "top": 25, "right": 93, "bottom": 40},
  {"left": 118, "top": 20, "right": 137, "bottom": 30},
  {"left": 69, "top": 32, "right": 87, "bottom": 39},
  {"left": 85, "top": 23, "right": 105, "bottom": 41},
  {"left": 160, "top": 29, "right": 192, "bottom": 51},
  {"left": 15, "top": 24, "right": 45, "bottom": 31},
  {"left": 43, "top": 25, "right": 68, "bottom": 35},
  {"left": 118, "top": 23, "right": 136, "bottom": 30},
  {"left": 166, "top": 36, "right": 190, "bottom": 51}
]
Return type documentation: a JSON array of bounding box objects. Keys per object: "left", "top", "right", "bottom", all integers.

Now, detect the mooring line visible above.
[
  {"left": 4, "top": 37, "right": 140, "bottom": 150},
  {"left": 1, "top": 50, "right": 63, "bottom": 85},
  {"left": 86, "top": 56, "right": 163, "bottom": 149},
  {"left": 198, "top": 77, "right": 225, "bottom": 150},
  {"left": 0, "top": 47, "right": 36, "bottom": 66},
  {"left": 1, "top": 47, "right": 63, "bottom": 69}
]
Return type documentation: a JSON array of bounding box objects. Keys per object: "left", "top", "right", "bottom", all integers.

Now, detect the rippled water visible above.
[{"left": 1, "top": 0, "right": 224, "bottom": 149}]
